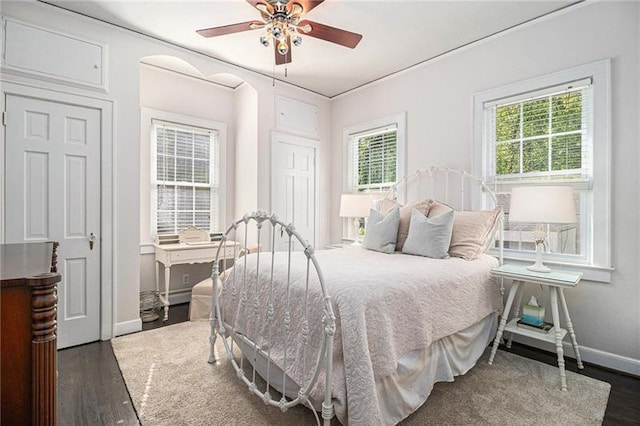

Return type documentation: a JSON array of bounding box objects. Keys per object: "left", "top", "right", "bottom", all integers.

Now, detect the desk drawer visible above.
[{"left": 168, "top": 246, "right": 235, "bottom": 262}]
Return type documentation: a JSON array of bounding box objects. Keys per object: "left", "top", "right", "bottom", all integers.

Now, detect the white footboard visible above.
[{"left": 208, "top": 210, "right": 336, "bottom": 426}]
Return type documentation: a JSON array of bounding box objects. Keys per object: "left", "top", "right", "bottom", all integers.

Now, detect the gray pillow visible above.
[
  {"left": 402, "top": 209, "right": 454, "bottom": 259},
  {"left": 380, "top": 198, "right": 434, "bottom": 251},
  {"left": 363, "top": 207, "right": 400, "bottom": 254}
]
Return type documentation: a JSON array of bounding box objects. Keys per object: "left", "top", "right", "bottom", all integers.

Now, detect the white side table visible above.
[{"left": 488, "top": 264, "right": 584, "bottom": 391}]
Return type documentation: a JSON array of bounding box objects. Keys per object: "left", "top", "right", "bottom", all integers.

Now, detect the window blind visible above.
[
  {"left": 152, "top": 120, "right": 219, "bottom": 235},
  {"left": 350, "top": 125, "right": 398, "bottom": 192},
  {"left": 483, "top": 79, "right": 593, "bottom": 189}
]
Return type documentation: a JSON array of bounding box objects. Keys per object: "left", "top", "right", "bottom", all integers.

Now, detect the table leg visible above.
[
  {"left": 155, "top": 261, "right": 160, "bottom": 292},
  {"left": 558, "top": 287, "right": 583, "bottom": 369},
  {"left": 506, "top": 284, "right": 524, "bottom": 349},
  {"left": 489, "top": 281, "right": 521, "bottom": 365},
  {"left": 163, "top": 265, "right": 170, "bottom": 321},
  {"left": 550, "top": 287, "right": 567, "bottom": 391}
]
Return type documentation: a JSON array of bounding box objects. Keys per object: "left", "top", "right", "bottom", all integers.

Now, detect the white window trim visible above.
[
  {"left": 141, "top": 108, "right": 227, "bottom": 244},
  {"left": 341, "top": 112, "right": 406, "bottom": 240},
  {"left": 151, "top": 121, "right": 218, "bottom": 235},
  {"left": 472, "top": 60, "right": 612, "bottom": 282},
  {"left": 343, "top": 112, "right": 407, "bottom": 193}
]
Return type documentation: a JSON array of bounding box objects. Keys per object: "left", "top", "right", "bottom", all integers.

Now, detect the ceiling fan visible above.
[{"left": 196, "top": 0, "right": 363, "bottom": 65}]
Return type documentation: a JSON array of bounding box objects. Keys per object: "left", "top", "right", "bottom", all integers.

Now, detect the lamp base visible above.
[
  {"left": 528, "top": 237, "right": 551, "bottom": 273},
  {"left": 351, "top": 218, "right": 362, "bottom": 246},
  {"left": 527, "top": 262, "right": 551, "bottom": 273}
]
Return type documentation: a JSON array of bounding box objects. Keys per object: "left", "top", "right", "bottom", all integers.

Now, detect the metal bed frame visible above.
[
  {"left": 207, "top": 167, "right": 503, "bottom": 425},
  {"left": 209, "top": 210, "right": 336, "bottom": 425}
]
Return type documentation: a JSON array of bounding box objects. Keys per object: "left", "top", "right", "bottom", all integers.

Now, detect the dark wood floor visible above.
[
  {"left": 57, "top": 304, "right": 190, "bottom": 426},
  {"left": 58, "top": 303, "right": 640, "bottom": 425}
]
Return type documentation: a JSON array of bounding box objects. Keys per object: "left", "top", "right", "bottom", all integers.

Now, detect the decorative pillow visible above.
[
  {"left": 427, "top": 200, "right": 454, "bottom": 218},
  {"left": 428, "top": 201, "right": 502, "bottom": 260},
  {"left": 402, "top": 209, "right": 454, "bottom": 259},
  {"left": 380, "top": 198, "right": 433, "bottom": 251},
  {"left": 448, "top": 208, "right": 502, "bottom": 260},
  {"left": 363, "top": 207, "right": 400, "bottom": 254}
]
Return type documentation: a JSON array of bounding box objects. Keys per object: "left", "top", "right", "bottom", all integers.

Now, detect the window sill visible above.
[{"left": 498, "top": 255, "right": 613, "bottom": 283}]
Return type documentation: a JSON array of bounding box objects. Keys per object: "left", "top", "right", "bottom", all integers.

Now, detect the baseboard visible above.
[
  {"left": 511, "top": 335, "right": 640, "bottom": 377},
  {"left": 114, "top": 318, "right": 142, "bottom": 337}
]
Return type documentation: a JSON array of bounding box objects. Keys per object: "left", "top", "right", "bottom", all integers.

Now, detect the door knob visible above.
[{"left": 89, "top": 233, "right": 97, "bottom": 250}]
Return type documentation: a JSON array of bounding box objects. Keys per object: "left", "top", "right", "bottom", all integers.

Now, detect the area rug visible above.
[{"left": 112, "top": 321, "right": 610, "bottom": 426}]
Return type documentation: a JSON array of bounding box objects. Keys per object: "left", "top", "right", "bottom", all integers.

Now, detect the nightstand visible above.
[{"left": 488, "top": 264, "right": 584, "bottom": 391}]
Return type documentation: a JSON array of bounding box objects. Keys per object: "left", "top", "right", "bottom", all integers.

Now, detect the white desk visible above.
[
  {"left": 154, "top": 241, "right": 239, "bottom": 321},
  {"left": 488, "top": 264, "right": 583, "bottom": 391}
]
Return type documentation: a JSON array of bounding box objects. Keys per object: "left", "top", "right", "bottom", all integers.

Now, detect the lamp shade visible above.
[
  {"left": 339, "top": 193, "right": 376, "bottom": 218},
  {"left": 509, "top": 186, "right": 577, "bottom": 224}
]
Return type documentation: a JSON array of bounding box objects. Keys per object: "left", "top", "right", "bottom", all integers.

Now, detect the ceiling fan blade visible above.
[
  {"left": 289, "top": 0, "right": 324, "bottom": 14},
  {"left": 298, "top": 20, "right": 362, "bottom": 48},
  {"left": 196, "top": 21, "right": 263, "bottom": 38},
  {"left": 275, "top": 36, "right": 292, "bottom": 65}
]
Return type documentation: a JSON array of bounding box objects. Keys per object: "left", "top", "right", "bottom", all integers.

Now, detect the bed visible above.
[{"left": 207, "top": 167, "right": 505, "bottom": 425}]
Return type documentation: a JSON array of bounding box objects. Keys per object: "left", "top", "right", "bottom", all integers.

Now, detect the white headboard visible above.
[
  {"left": 388, "top": 166, "right": 503, "bottom": 267},
  {"left": 389, "top": 166, "right": 499, "bottom": 211}
]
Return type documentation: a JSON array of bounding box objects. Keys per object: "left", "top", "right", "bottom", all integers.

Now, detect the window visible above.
[
  {"left": 343, "top": 113, "right": 406, "bottom": 240},
  {"left": 350, "top": 126, "right": 398, "bottom": 192},
  {"left": 151, "top": 120, "right": 220, "bottom": 235},
  {"left": 474, "top": 61, "right": 611, "bottom": 280},
  {"left": 345, "top": 113, "right": 406, "bottom": 194}
]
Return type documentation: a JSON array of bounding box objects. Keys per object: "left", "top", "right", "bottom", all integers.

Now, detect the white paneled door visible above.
[
  {"left": 4, "top": 94, "right": 101, "bottom": 349},
  {"left": 271, "top": 132, "right": 317, "bottom": 251}
]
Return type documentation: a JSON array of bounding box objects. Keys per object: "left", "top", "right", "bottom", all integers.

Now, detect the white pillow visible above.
[
  {"left": 380, "top": 198, "right": 434, "bottom": 251},
  {"left": 363, "top": 208, "right": 400, "bottom": 254},
  {"left": 402, "top": 209, "right": 454, "bottom": 259}
]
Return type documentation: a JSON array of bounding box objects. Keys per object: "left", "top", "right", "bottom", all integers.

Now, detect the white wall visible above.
[
  {"left": 0, "top": 0, "right": 332, "bottom": 335},
  {"left": 234, "top": 82, "right": 259, "bottom": 245},
  {"left": 331, "top": 2, "right": 640, "bottom": 373}
]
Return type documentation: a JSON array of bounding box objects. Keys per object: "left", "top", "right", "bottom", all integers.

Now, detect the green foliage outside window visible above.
[
  {"left": 356, "top": 131, "right": 397, "bottom": 190},
  {"left": 495, "top": 91, "right": 583, "bottom": 176}
]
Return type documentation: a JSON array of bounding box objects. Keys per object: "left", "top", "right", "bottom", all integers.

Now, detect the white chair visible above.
[{"left": 189, "top": 245, "right": 260, "bottom": 321}]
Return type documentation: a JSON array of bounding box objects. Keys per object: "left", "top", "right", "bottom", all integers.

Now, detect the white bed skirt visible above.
[{"left": 235, "top": 311, "right": 498, "bottom": 425}]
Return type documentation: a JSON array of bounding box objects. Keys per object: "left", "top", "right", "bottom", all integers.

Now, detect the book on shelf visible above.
[{"left": 516, "top": 319, "right": 553, "bottom": 333}]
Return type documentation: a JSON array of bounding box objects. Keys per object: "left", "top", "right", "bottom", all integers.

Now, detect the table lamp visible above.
[
  {"left": 508, "top": 186, "right": 577, "bottom": 273},
  {"left": 339, "top": 193, "right": 377, "bottom": 245}
]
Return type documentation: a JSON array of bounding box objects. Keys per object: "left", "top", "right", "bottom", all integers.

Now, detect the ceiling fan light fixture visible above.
[
  {"left": 277, "top": 40, "right": 289, "bottom": 55},
  {"left": 196, "top": 0, "right": 362, "bottom": 66}
]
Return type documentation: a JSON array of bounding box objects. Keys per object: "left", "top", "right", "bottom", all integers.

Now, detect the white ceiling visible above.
[{"left": 42, "top": 0, "right": 578, "bottom": 98}]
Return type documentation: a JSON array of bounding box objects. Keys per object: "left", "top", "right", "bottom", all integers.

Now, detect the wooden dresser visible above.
[{"left": 1, "top": 242, "right": 60, "bottom": 425}]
